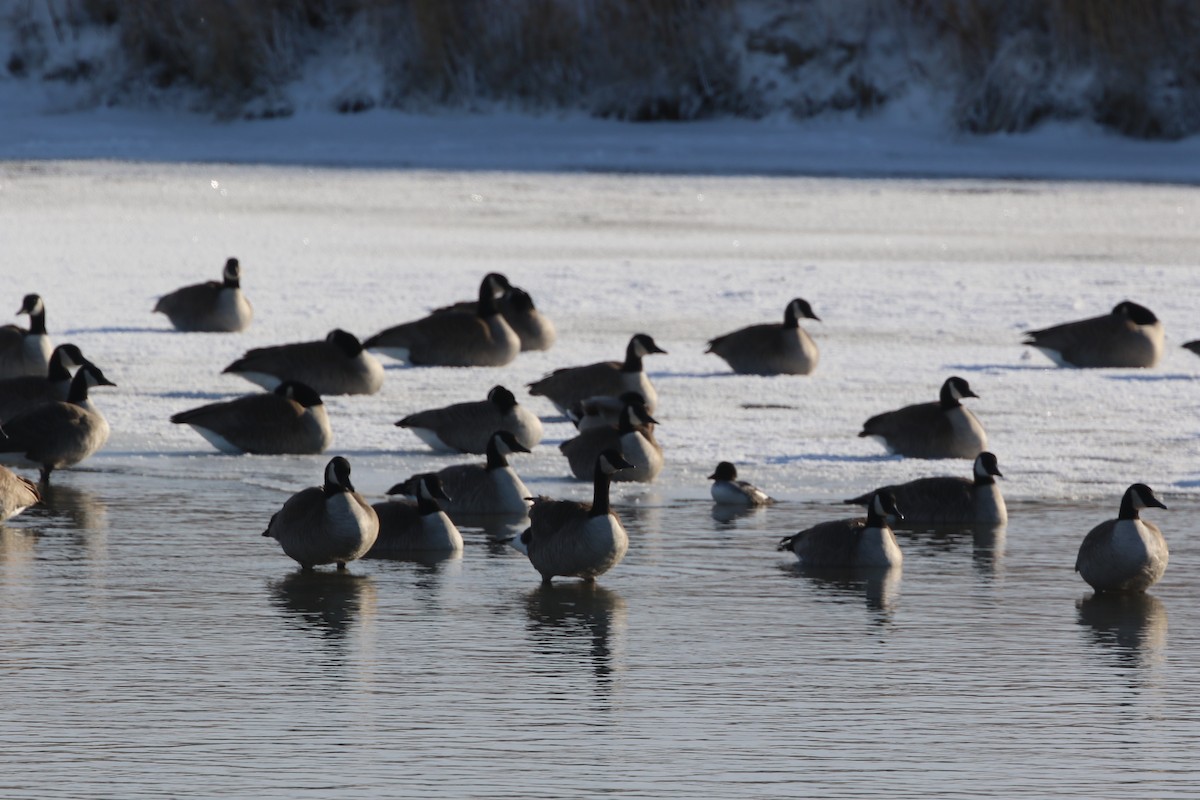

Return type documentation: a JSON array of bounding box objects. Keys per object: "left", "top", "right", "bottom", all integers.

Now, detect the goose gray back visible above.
[
  {"left": 512, "top": 449, "right": 633, "bottom": 583},
  {"left": 0, "top": 364, "right": 112, "bottom": 482},
  {"left": 223, "top": 329, "right": 383, "bottom": 395},
  {"left": 395, "top": 384, "right": 543, "bottom": 454},
  {"left": 369, "top": 474, "right": 463, "bottom": 556},
  {"left": 1076, "top": 483, "right": 1168, "bottom": 593},
  {"left": 388, "top": 430, "right": 533, "bottom": 516},
  {"left": 0, "top": 465, "right": 40, "bottom": 522},
  {"left": 859, "top": 376, "right": 987, "bottom": 459},
  {"left": 363, "top": 274, "right": 520, "bottom": 366},
  {"left": 844, "top": 451, "right": 1006, "bottom": 526},
  {"left": 262, "top": 456, "right": 379, "bottom": 571},
  {"left": 154, "top": 257, "right": 253, "bottom": 332},
  {"left": 570, "top": 391, "right": 646, "bottom": 432},
  {"left": 706, "top": 297, "right": 820, "bottom": 375},
  {"left": 0, "top": 294, "right": 52, "bottom": 379},
  {"left": 0, "top": 343, "right": 103, "bottom": 423},
  {"left": 170, "top": 381, "right": 332, "bottom": 455},
  {"left": 528, "top": 333, "right": 667, "bottom": 415},
  {"left": 778, "top": 491, "right": 904, "bottom": 568},
  {"left": 1024, "top": 300, "right": 1163, "bottom": 368},
  {"left": 709, "top": 461, "right": 775, "bottom": 506},
  {"left": 560, "top": 401, "right": 662, "bottom": 483}
]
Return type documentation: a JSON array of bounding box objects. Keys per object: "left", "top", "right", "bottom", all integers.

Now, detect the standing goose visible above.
[
  {"left": 1024, "top": 300, "right": 1164, "bottom": 368},
  {"left": 0, "top": 294, "right": 52, "bottom": 379},
  {"left": 223, "top": 329, "right": 383, "bottom": 396},
  {"left": 510, "top": 449, "right": 634, "bottom": 584},
  {"left": 387, "top": 430, "right": 532, "bottom": 516},
  {"left": 0, "top": 465, "right": 40, "bottom": 522},
  {"left": 369, "top": 474, "right": 463, "bottom": 556},
  {"left": 705, "top": 297, "right": 821, "bottom": 375},
  {"left": 154, "top": 257, "right": 253, "bottom": 332},
  {"left": 859, "top": 376, "right": 987, "bottom": 460},
  {"left": 262, "top": 456, "right": 378, "bottom": 571},
  {"left": 709, "top": 461, "right": 774, "bottom": 506},
  {"left": 170, "top": 381, "right": 332, "bottom": 455},
  {"left": 0, "top": 344, "right": 111, "bottom": 423},
  {"left": 363, "top": 273, "right": 520, "bottom": 367},
  {"left": 396, "top": 385, "right": 543, "bottom": 454},
  {"left": 843, "top": 452, "right": 1007, "bottom": 526},
  {"left": 432, "top": 276, "right": 556, "bottom": 352},
  {"left": 559, "top": 401, "right": 662, "bottom": 483},
  {"left": 778, "top": 491, "right": 904, "bottom": 568},
  {"left": 0, "top": 364, "right": 112, "bottom": 482},
  {"left": 528, "top": 333, "right": 667, "bottom": 415},
  {"left": 1076, "top": 484, "right": 1169, "bottom": 593}
]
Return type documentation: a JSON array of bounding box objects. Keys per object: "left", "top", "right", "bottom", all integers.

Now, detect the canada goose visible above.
[
  {"left": 1076, "top": 483, "right": 1169, "bottom": 593},
  {"left": 0, "top": 343, "right": 111, "bottom": 423},
  {"left": 859, "top": 376, "right": 987, "bottom": 460},
  {"left": 223, "top": 329, "right": 383, "bottom": 396},
  {"left": 778, "top": 491, "right": 904, "bottom": 568},
  {"left": 396, "top": 385, "right": 543, "bottom": 454},
  {"left": 154, "top": 257, "right": 253, "bottom": 332},
  {"left": 388, "top": 430, "right": 532, "bottom": 516},
  {"left": 528, "top": 333, "right": 667, "bottom": 415},
  {"left": 433, "top": 277, "right": 556, "bottom": 352},
  {"left": 262, "top": 456, "right": 379, "bottom": 571},
  {"left": 0, "top": 465, "right": 40, "bottom": 522},
  {"left": 569, "top": 391, "right": 645, "bottom": 432},
  {"left": 705, "top": 298, "right": 820, "bottom": 375},
  {"left": 709, "top": 461, "right": 774, "bottom": 506},
  {"left": 0, "top": 364, "right": 112, "bottom": 482},
  {"left": 510, "top": 449, "right": 634, "bottom": 583},
  {"left": 369, "top": 474, "right": 463, "bottom": 556},
  {"left": 1024, "top": 301, "right": 1164, "bottom": 368},
  {"left": 170, "top": 381, "right": 332, "bottom": 455},
  {"left": 844, "top": 452, "right": 1006, "bottom": 526},
  {"left": 364, "top": 273, "right": 520, "bottom": 367},
  {"left": 0, "top": 294, "right": 52, "bottom": 379},
  {"left": 560, "top": 401, "right": 662, "bottom": 483}
]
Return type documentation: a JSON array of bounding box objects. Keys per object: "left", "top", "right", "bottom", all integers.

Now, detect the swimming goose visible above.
[
  {"left": 433, "top": 277, "right": 556, "bottom": 352},
  {"left": 705, "top": 298, "right": 820, "bottom": 375},
  {"left": 369, "top": 474, "right": 463, "bottom": 556},
  {"left": 262, "top": 456, "right": 379, "bottom": 571},
  {"left": 0, "top": 466, "right": 40, "bottom": 522},
  {"left": 0, "top": 294, "right": 52, "bottom": 379},
  {"left": 560, "top": 401, "right": 662, "bottom": 483},
  {"left": 528, "top": 333, "right": 667, "bottom": 415},
  {"left": 709, "top": 461, "right": 774, "bottom": 506},
  {"left": 223, "top": 329, "right": 383, "bottom": 396},
  {"left": 1024, "top": 300, "right": 1164, "bottom": 368},
  {"left": 364, "top": 273, "right": 520, "bottom": 367},
  {"left": 859, "top": 376, "right": 987, "bottom": 460},
  {"left": 510, "top": 449, "right": 634, "bottom": 584},
  {"left": 844, "top": 451, "right": 1006, "bottom": 526},
  {"left": 387, "top": 430, "right": 532, "bottom": 516},
  {"left": 0, "top": 344, "right": 111, "bottom": 423},
  {"left": 0, "top": 364, "right": 112, "bottom": 482},
  {"left": 396, "top": 385, "right": 543, "bottom": 454},
  {"left": 1076, "top": 483, "right": 1168, "bottom": 593},
  {"left": 170, "top": 381, "right": 332, "bottom": 455},
  {"left": 154, "top": 257, "right": 253, "bottom": 332},
  {"left": 778, "top": 491, "right": 904, "bottom": 568}
]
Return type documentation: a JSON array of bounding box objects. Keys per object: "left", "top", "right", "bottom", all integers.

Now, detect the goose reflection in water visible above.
[
  {"left": 781, "top": 563, "right": 904, "bottom": 619},
  {"left": 35, "top": 482, "right": 108, "bottom": 531},
  {"left": 269, "top": 570, "right": 377, "bottom": 641},
  {"left": 449, "top": 512, "right": 530, "bottom": 558},
  {"left": 524, "top": 582, "right": 627, "bottom": 686},
  {"left": 892, "top": 523, "right": 1007, "bottom": 580},
  {"left": 1077, "top": 592, "right": 1167, "bottom": 670}
]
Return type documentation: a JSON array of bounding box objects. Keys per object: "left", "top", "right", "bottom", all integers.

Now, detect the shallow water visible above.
[{"left": 2, "top": 163, "right": 1200, "bottom": 796}]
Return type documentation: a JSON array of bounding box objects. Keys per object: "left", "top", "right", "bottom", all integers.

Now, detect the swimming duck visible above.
[
  {"left": 705, "top": 297, "right": 820, "bottom": 375},
  {"left": 709, "top": 461, "right": 774, "bottom": 506},
  {"left": 859, "top": 376, "right": 987, "bottom": 460}
]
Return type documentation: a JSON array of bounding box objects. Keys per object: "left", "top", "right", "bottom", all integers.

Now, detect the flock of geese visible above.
[{"left": 0, "top": 264, "right": 1185, "bottom": 595}]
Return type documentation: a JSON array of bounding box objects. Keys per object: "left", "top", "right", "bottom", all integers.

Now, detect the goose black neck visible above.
[
  {"left": 783, "top": 305, "right": 801, "bottom": 328},
  {"left": 485, "top": 438, "right": 510, "bottom": 470},
  {"left": 477, "top": 280, "right": 501, "bottom": 318},
  {"left": 621, "top": 343, "right": 643, "bottom": 373},
  {"left": 865, "top": 503, "right": 889, "bottom": 528},
  {"left": 47, "top": 351, "right": 73, "bottom": 381},
  {"left": 322, "top": 482, "right": 350, "bottom": 498},
  {"left": 590, "top": 469, "right": 613, "bottom": 517},
  {"left": 27, "top": 308, "right": 46, "bottom": 335},
  {"left": 974, "top": 473, "right": 995, "bottom": 487},
  {"left": 223, "top": 274, "right": 240, "bottom": 289},
  {"left": 417, "top": 492, "right": 441, "bottom": 515},
  {"left": 1118, "top": 492, "right": 1140, "bottom": 520},
  {"left": 938, "top": 383, "right": 962, "bottom": 410},
  {"left": 66, "top": 369, "right": 91, "bottom": 404}
]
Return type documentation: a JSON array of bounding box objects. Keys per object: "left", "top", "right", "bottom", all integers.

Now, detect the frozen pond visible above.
[{"left": 2, "top": 161, "right": 1200, "bottom": 797}]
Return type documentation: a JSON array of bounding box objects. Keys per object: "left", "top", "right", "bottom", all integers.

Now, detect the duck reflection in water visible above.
[
  {"left": 524, "top": 582, "right": 626, "bottom": 686},
  {"left": 269, "top": 569, "right": 377, "bottom": 641},
  {"left": 711, "top": 503, "right": 767, "bottom": 526},
  {"left": 1077, "top": 592, "right": 1167, "bottom": 670}
]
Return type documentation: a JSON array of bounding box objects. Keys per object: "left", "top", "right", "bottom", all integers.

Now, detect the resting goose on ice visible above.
[
  {"left": 0, "top": 343, "right": 110, "bottom": 423},
  {"left": 1023, "top": 300, "right": 1163, "bottom": 368},
  {"left": 223, "top": 329, "right": 384, "bottom": 396},
  {"left": 528, "top": 333, "right": 667, "bottom": 416},
  {"left": 859, "top": 376, "right": 987, "bottom": 460},
  {"left": 559, "top": 400, "right": 662, "bottom": 483},
  {"left": 432, "top": 276, "right": 556, "bottom": 352},
  {"left": 0, "top": 294, "right": 52, "bottom": 379},
  {"left": 170, "top": 381, "right": 332, "bottom": 455},
  {"left": 388, "top": 430, "right": 532, "bottom": 516},
  {"left": 705, "top": 297, "right": 820, "bottom": 376},
  {"left": 154, "top": 257, "right": 253, "bottom": 332},
  {"left": 395, "top": 385, "right": 543, "bottom": 454}
]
